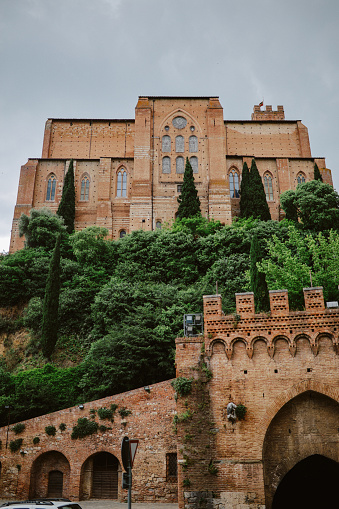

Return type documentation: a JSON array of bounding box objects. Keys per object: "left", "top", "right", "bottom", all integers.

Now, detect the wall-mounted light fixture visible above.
[
  {"left": 78, "top": 404, "right": 84, "bottom": 410},
  {"left": 144, "top": 386, "right": 151, "bottom": 393}
]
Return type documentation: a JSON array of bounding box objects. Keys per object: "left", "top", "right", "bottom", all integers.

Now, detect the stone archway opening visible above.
[
  {"left": 272, "top": 454, "right": 339, "bottom": 509},
  {"left": 263, "top": 390, "right": 339, "bottom": 509},
  {"left": 80, "top": 452, "right": 120, "bottom": 500},
  {"left": 29, "top": 451, "right": 70, "bottom": 499}
]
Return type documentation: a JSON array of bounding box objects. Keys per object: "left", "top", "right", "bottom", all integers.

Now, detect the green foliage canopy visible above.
[{"left": 57, "top": 159, "right": 75, "bottom": 234}]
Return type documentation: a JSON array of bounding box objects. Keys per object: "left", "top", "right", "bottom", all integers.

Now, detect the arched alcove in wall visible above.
[
  {"left": 29, "top": 451, "right": 70, "bottom": 499},
  {"left": 263, "top": 390, "right": 339, "bottom": 508},
  {"left": 80, "top": 451, "right": 120, "bottom": 500}
]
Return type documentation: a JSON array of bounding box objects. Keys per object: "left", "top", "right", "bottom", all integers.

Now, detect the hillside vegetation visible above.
[{"left": 1, "top": 178, "right": 339, "bottom": 426}]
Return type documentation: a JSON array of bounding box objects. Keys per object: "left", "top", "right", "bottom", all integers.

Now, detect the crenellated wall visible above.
[{"left": 175, "top": 287, "right": 339, "bottom": 509}]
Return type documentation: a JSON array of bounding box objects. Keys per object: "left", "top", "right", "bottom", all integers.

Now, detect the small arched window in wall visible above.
[
  {"left": 46, "top": 174, "right": 57, "bottom": 201},
  {"left": 264, "top": 173, "right": 274, "bottom": 201},
  {"left": 189, "top": 135, "right": 198, "bottom": 153},
  {"left": 175, "top": 136, "right": 185, "bottom": 153},
  {"left": 176, "top": 156, "right": 185, "bottom": 174},
  {"left": 156, "top": 221, "right": 162, "bottom": 230},
  {"left": 229, "top": 169, "right": 240, "bottom": 198},
  {"left": 190, "top": 156, "right": 198, "bottom": 174},
  {"left": 80, "top": 175, "right": 90, "bottom": 201},
  {"left": 297, "top": 173, "right": 306, "bottom": 185},
  {"left": 117, "top": 169, "right": 127, "bottom": 197},
  {"left": 162, "top": 156, "right": 171, "bottom": 174},
  {"left": 162, "top": 135, "right": 171, "bottom": 152},
  {"left": 119, "top": 230, "right": 126, "bottom": 238}
]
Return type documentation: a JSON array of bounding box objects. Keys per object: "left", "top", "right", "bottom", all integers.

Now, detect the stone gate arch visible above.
[
  {"left": 29, "top": 450, "right": 70, "bottom": 499},
  {"left": 262, "top": 390, "right": 339, "bottom": 509},
  {"left": 80, "top": 451, "right": 121, "bottom": 500}
]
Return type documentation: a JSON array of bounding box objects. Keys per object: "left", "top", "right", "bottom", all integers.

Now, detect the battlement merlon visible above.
[{"left": 251, "top": 104, "right": 285, "bottom": 121}]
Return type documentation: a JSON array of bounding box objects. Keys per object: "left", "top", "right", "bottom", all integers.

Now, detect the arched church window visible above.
[
  {"left": 175, "top": 136, "right": 184, "bottom": 153},
  {"left": 264, "top": 173, "right": 274, "bottom": 200},
  {"left": 297, "top": 173, "right": 306, "bottom": 185},
  {"left": 46, "top": 174, "right": 57, "bottom": 201},
  {"left": 80, "top": 175, "right": 90, "bottom": 201},
  {"left": 156, "top": 221, "right": 162, "bottom": 230},
  {"left": 162, "top": 156, "right": 171, "bottom": 174},
  {"left": 162, "top": 135, "right": 171, "bottom": 152},
  {"left": 190, "top": 156, "right": 198, "bottom": 174},
  {"left": 117, "top": 169, "right": 127, "bottom": 197},
  {"left": 119, "top": 230, "right": 126, "bottom": 238},
  {"left": 229, "top": 169, "right": 240, "bottom": 198},
  {"left": 176, "top": 156, "right": 185, "bottom": 174},
  {"left": 189, "top": 135, "right": 198, "bottom": 153}
]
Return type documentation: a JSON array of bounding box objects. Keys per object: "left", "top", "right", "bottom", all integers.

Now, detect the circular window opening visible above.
[
  {"left": 164, "top": 125, "right": 170, "bottom": 131},
  {"left": 190, "top": 126, "right": 195, "bottom": 132}
]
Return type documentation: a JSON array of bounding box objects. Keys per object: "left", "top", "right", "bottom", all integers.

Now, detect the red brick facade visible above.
[
  {"left": 9, "top": 98, "right": 332, "bottom": 252},
  {"left": 1, "top": 288, "right": 338, "bottom": 507}
]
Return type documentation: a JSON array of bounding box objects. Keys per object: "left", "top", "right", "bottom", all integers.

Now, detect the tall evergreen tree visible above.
[
  {"left": 249, "top": 159, "right": 271, "bottom": 220},
  {"left": 41, "top": 234, "right": 61, "bottom": 358},
  {"left": 57, "top": 159, "right": 75, "bottom": 233},
  {"left": 314, "top": 162, "right": 323, "bottom": 182},
  {"left": 239, "top": 162, "right": 251, "bottom": 218},
  {"left": 177, "top": 158, "right": 201, "bottom": 219},
  {"left": 250, "top": 235, "right": 270, "bottom": 312}
]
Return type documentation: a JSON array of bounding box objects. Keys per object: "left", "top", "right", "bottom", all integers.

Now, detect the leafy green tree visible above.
[
  {"left": 57, "top": 159, "right": 75, "bottom": 233},
  {"left": 177, "top": 158, "right": 201, "bottom": 219},
  {"left": 314, "top": 163, "right": 323, "bottom": 182},
  {"left": 258, "top": 225, "right": 339, "bottom": 308},
  {"left": 249, "top": 159, "right": 271, "bottom": 220},
  {"left": 280, "top": 180, "right": 339, "bottom": 231},
  {"left": 250, "top": 235, "right": 269, "bottom": 312},
  {"left": 41, "top": 234, "right": 61, "bottom": 358},
  {"left": 19, "top": 208, "right": 67, "bottom": 250},
  {"left": 239, "top": 162, "right": 251, "bottom": 218},
  {"left": 280, "top": 190, "right": 298, "bottom": 222}
]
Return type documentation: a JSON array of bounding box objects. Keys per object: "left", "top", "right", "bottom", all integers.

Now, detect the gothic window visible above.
[
  {"left": 264, "top": 173, "right": 274, "bottom": 200},
  {"left": 176, "top": 156, "right": 185, "bottom": 174},
  {"left": 117, "top": 169, "right": 127, "bottom": 197},
  {"left": 119, "top": 230, "right": 126, "bottom": 238},
  {"left": 162, "top": 135, "right": 171, "bottom": 152},
  {"left": 80, "top": 175, "right": 90, "bottom": 201},
  {"left": 46, "top": 174, "right": 57, "bottom": 201},
  {"left": 162, "top": 156, "right": 171, "bottom": 174},
  {"left": 166, "top": 453, "right": 177, "bottom": 482},
  {"left": 297, "top": 173, "right": 306, "bottom": 185},
  {"left": 156, "top": 221, "right": 162, "bottom": 230},
  {"left": 190, "top": 156, "right": 198, "bottom": 174},
  {"left": 175, "top": 136, "right": 185, "bottom": 153},
  {"left": 229, "top": 169, "right": 240, "bottom": 198},
  {"left": 189, "top": 135, "right": 198, "bottom": 153}
]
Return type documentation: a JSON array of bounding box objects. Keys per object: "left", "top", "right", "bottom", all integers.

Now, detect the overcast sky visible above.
[{"left": 1, "top": 0, "right": 338, "bottom": 252}]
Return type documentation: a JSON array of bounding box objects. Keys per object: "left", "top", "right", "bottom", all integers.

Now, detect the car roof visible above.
[{"left": 0, "top": 501, "right": 80, "bottom": 508}]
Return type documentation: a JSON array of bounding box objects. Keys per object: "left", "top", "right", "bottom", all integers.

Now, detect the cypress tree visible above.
[
  {"left": 177, "top": 158, "right": 201, "bottom": 219},
  {"left": 250, "top": 235, "right": 270, "bottom": 312},
  {"left": 41, "top": 234, "right": 61, "bottom": 359},
  {"left": 239, "top": 162, "right": 251, "bottom": 218},
  {"left": 249, "top": 159, "right": 271, "bottom": 220},
  {"left": 57, "top": 159, "right": 75, "bottom": 233},
  {"left": 314, "top": 162, "right": 323, "bottom": 182}
]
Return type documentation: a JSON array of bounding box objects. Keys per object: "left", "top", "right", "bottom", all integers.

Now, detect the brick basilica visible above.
[{"left": 10, "top": 96, "right": 332, "bottom": 252}]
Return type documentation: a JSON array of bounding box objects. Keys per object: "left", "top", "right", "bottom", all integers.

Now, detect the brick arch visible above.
[
  {"left": 210, "top": 338, "right": 227, "bottom": 354},
  {"left": 29, "top": 450, "right": 71, "bottom": 499},
  {"left": 258, "top": 380, "right": 339, "bottom": 446},
  {"left": 262, "top": 388, "right": 339, "bottom": 508},
  {"left": 80, "top": 450, "right": 121, "bottom": 500},
  {"left": 158, "top": 108, "right": 203, "bottom": 135}
]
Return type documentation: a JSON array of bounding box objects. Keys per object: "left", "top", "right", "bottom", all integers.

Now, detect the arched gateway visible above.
[
  {"left": 80, "top": 452, "right": 120, "bottom": 500},
  {"left": 263, "top": 391, "right": 339, "bottom": 509},
  {"left": 29, "top": 451, "right": 70, "bottom": 499}
]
